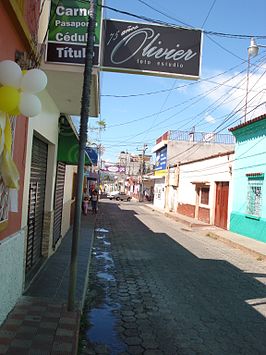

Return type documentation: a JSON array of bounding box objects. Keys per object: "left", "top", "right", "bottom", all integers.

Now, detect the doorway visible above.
[{"left": 214, "top": 182, "right": 229, "bottom": 229}]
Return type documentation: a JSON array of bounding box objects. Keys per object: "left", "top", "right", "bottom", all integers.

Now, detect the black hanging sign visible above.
[{"left": 101, "top": 19, "right": 202, "bottom": 79}]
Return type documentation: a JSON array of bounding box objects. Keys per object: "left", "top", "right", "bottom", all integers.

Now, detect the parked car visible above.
[
  {"left": 107, "top": 191, "right": 119, "bottom": 199},
  {"left": 108, "top": 192, "right": 132, "bottom": 201}
]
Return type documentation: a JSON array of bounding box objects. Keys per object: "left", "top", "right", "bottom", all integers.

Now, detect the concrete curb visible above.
[
  {"left": 74, "top": 310, "right": 81, "bottom": 355},
  {"left": 165, "top": 211, "right": 212, "bottom": 229},
  {"left": 142, "top": 203, "right": 266, "bottom": 261},
  {"left": 205, "top": 231, "right": 266, "bottom": 261},
  {"left": 80, "top": 226, "right": 95, "bottom": 311}
]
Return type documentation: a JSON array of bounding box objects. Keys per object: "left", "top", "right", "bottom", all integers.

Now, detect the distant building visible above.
[{"left": 151, "top": 130, "right": 235, "bottom": 211}]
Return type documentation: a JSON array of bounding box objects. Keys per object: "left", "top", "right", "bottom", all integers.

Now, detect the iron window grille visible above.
[
  {"left": 200, "top": 187, "right": 210, "bottom": 205},
  {"left": 246, "top": 176, "right": 264, "bottom": 217}
]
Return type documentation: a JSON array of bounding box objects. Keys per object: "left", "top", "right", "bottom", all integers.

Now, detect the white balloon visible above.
[
  {"left": 19, "top": 93, "right": 42, "bottom": 117},
  {"left": 0, "top": 60, "right": 22, "bottom": 88},
  {"left": 20, "top": 69, "right": 47, "bottom": 93}
]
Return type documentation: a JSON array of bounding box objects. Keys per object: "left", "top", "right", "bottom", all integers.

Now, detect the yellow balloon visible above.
[
  {"left": 0, "top": 86, "right": 20, "bottom": 113},
  {"left": 9, "top": 106, "right": 20, "bottom": 116},
  {"left": 4, "top": 116, "right": 12, "bottom": 153},
  {"left": 0, "top": 148, "right": 19, "bottom": 189}
]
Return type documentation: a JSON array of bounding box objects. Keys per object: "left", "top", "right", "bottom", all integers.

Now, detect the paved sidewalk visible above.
[
  {"left": 144, "top": 203, "right": 266, "bottom": 260},
  {"left": 0, "top": 214, "right": 95, "bottom": 355}
]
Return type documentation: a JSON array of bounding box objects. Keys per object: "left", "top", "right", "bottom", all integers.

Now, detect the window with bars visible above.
[
  {"left": 0, "top": 177, "right": 9, "bottom": 223},
  {"left": 200, "top": 187, "right": 210, "bottom": 205},
  {"left": 246, "top": 176, "right": 264, "bottom": 217}
]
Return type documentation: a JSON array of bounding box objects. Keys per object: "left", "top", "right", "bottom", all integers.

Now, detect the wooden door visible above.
[{"left": 214, "top": 182, "right": 229, "bottom": 229}]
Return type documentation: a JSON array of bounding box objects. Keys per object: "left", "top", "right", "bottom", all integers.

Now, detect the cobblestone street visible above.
[{"left": 80, "top": 200, "right": 266, "bottom": 355}]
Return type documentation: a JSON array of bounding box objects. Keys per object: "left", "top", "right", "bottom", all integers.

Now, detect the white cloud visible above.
[
  {"left": 198, "top": 66, "right": 266, "bottom": 122},
  {"left": 204, "top": 114, "right": 216, "bottom": 123}
]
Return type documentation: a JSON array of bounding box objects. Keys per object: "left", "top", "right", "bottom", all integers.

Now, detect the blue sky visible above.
[{"left": 87, "top": 0, "right": 266, "bottom": 163}]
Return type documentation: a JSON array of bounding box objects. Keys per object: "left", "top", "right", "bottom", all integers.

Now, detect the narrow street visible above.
[{"left": 80, "top": 200, "right": 266, "bottom": 355}]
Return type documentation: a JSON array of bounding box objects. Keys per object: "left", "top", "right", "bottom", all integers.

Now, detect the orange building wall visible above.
[{"left": 0, "top": 2, "right": 29, "bottom": 240}]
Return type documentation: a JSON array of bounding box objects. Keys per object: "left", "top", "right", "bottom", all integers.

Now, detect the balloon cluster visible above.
[
  {"left": 0, "top": 60, "right": 48, "bottom": 190},
  {"left": 0, "top": 60, "right": 47, "bottom": 117}
]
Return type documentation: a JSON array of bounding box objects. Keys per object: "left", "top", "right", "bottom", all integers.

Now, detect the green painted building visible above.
[{"left": 229, "top": 114, "right": 266, "bottom": 243}]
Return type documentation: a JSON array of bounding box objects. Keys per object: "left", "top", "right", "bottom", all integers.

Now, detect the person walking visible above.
[
  {"left": 82, "top": 188, "right": 90, "bottom": 215},
  {"left": 91, "top": 190, "right": 98, "bottom": 214}
]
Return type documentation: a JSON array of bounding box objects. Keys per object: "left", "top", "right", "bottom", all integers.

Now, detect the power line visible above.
[
  {"left": 101, "top": 50, "right": 266, "bottom": 99},
  {"left": 100, "top": 3, "right": 266, "bottom": 39},
  {"left": 106, "top": 53, "right": 265, "bottom": 136},
  {"left": 212, "top": 61, "right": 266, "bottom": 133},
  {"left": 179, "top": 55, "right": 266, "bottom": 131},
  {"left": 136, "top": 0, "right": 192, "bottom": 28},
  {"left": 149, "top": 54, "right": 266, "bottom": 137},
  {"left": 156, "top": 100, "right": 266, "bottom": 164},
  {"left": 180, "top": 137, "right": 266, "bottom": 175},
  {"left": 201, "top": 0, "right": 217, "bottom": 28},
  {"left": 206, "top": 34, "right": 245, "bottom": 61}
]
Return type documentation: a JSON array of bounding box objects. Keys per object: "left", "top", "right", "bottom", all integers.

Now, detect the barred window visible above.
[
  {"left": 0, "top": 177, "right": 9, "bottom": 223},
  {"left": 200, "top": 187, "right": 210, "bottom": 205},
  {"left": 247, "top": 176, "right": 264, "bottom": 217}
]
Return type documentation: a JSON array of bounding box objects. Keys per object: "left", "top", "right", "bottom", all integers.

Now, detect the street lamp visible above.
[{"left": 244, "top": 37, "right": 266, "bottom": 122}]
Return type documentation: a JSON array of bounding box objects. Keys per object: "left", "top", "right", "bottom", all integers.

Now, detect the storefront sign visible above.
[
  {"left": 102, "top": 165, "right": 126, "bottom": 173},
  {"left": 46, "top": 0, "right": 102, "bottom": 65},
  {"left": 155, "top": 147, "right": 167, "bottom": 171},
  {"left": 102, "top": 19, "right": 202, "bottom": 79},
  {"left": 85, "top": 147, "right": 98, "bottom": 165}
]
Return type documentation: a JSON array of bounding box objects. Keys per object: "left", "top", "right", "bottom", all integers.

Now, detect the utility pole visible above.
[
  {"left": 67, "top": 0, "right": 97, "bottom": 311},
  {"left": 138, "top": 144, "right": 148, "bottom": 202}
]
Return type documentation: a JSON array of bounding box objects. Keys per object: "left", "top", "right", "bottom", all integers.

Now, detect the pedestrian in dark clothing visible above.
[{"left": 91, "top": 190, "right": 98, "bottom": 214}]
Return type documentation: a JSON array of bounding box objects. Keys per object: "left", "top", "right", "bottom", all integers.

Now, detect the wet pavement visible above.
[
  {"left": 79, "top": 200, "right": 266, "bottom": 355},
  {"left": 80, "top": 225, "right": 126, "bottom": 354}
]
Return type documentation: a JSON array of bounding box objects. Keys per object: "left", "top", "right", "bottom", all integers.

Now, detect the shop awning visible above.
[{"left": 57, "top": 115, "right": 91, "bottom": 165}]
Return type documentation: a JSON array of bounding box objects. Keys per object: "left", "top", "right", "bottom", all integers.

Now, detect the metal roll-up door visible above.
[
  {"left": 53, "top": 161, "right": 66, "bottom": 246},
  {"left": 26, "top": 136, "right": 48, "bottom": 274}
]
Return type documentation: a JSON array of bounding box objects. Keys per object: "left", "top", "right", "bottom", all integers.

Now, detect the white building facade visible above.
[{"left": 177, "top": 151, "right": 234, "bottom": 229}]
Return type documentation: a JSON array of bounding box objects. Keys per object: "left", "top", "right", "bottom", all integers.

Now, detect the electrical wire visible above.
[
  {"left": 147, "top": 53, "right": 266, "bottom": 138},
  {"left": 201, "top": 0, "right": 217, "bottom": 28},
  {"left": 212, "top": 60, "right": 266, "bottom": 133},
  {"left": 178, "top": 139, "right": 265, "bottom": 175},
  {"left": 100, "top": 3, "right": 266, "bottom": 39},
  {"left": 206, "top": 34, "right": 245, "bottom": 61},
  {"left": 154, "top": 100, "right": 266, "bottom": 165},
  {"left": 101, "top": 61, "right": 249, "bottom": 99},
  {"left": 105, "top": 53, "right": 265, "bottom": 136},
  {"left": 136, "top": 0, "right": 192, "bottom": 28},
  {"left": 41, "top": 0, "right": 266, "bottom": 160},
  {"left": 102, "top": 87, "right": 265, "bottom": 157}
]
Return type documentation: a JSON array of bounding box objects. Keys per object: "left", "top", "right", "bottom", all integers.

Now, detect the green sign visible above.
[
  {"left": 47, "top": 0, "right": 102, "bottom": 65},
  {"left": 57, "top": 117, "right": 91, "bottom": 165}
]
